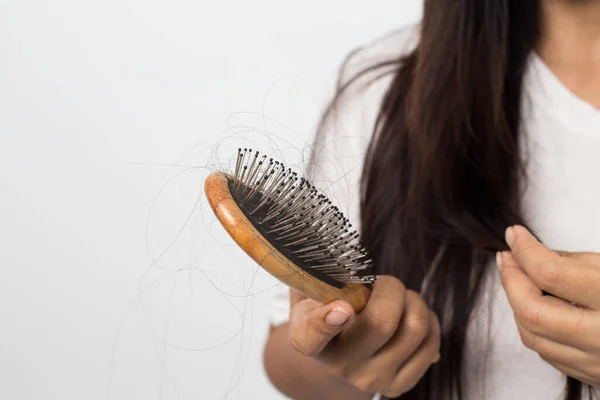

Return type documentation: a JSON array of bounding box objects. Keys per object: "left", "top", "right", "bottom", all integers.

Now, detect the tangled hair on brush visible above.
[{"left": 313, "top": 1, "right": 595, "bottom": 400}]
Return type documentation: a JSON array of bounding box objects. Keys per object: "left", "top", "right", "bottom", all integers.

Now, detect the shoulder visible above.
[
  {"left": 317, "top": 22, "right": 420, "bottom": 146},
  {"left": 337, "top": 22, "right": 420, "bottom": 86},
  {"left": 331, "top": 23, "right": 420, "bottom": 117},
  {"left": 306, "top": 23, "right": 420, "bottom": 219},
  {"left": 308, "top": 23, "right": 420, "bottom": 181}
]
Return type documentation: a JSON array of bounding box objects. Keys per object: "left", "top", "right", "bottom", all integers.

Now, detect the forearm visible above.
[{"left": 263, "top": 323, "right": 373, "bottom": 400}]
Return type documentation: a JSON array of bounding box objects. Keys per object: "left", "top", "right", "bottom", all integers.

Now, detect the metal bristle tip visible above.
[{"left": 227, "top": 150, "right": 375, "bottom": 289}]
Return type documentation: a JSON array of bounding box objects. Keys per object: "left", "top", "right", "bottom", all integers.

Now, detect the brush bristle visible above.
[{"left": 227, "top": 148, "right": 375, "bottom": 288}]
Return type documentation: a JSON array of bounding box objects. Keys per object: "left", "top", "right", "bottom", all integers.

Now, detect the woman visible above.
[{"left": 263, "top": 1, "right": 600, "bottom": 399}]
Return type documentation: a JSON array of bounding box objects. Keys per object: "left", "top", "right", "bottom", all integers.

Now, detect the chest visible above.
[{"left": 520, "top": 112, "right": 600, "bottom": 252}]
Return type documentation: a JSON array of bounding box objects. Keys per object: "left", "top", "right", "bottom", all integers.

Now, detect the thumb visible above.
[{"left": 289, "top": 298, "right": 354, "bottom": 357}]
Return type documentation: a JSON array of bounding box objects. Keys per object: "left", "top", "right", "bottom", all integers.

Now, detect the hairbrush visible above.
[{"left": 204, "top": 148, "right": 376, "bottom": 312}]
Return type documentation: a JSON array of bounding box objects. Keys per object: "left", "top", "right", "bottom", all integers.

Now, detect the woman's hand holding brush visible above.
[{"left": 281, "top": 276, "right": 441, "bottom": 399}]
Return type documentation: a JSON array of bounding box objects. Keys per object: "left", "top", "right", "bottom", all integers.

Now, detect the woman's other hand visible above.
[{"left": 498, "top": 225, "right": 600, "bottom": 388}]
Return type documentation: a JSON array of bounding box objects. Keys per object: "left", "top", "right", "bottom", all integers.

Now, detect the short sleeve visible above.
[
  {"left": 266, "top": 23, "right": 420, "bottom": 327},
  {"left": 268, "top": 284, "right": 292, "bottom": 327}
]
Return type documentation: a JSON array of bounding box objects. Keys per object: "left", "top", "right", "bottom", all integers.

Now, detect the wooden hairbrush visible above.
[{"left": 204, "top": 148, "right": 375, "bottom": 312}]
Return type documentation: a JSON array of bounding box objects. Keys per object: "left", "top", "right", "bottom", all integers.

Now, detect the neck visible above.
[{"left": 538, "top": 0, "right": 600, "bottom": 108}]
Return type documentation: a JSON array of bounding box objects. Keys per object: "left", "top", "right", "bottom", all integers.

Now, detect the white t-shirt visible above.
[{"left": 267, "top": 24, "right": 600, "bottom": 400}]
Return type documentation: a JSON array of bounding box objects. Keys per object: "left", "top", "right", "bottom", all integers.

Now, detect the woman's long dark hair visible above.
[{"left": 315, "top": 1, "right": 593, "bottom": 399}]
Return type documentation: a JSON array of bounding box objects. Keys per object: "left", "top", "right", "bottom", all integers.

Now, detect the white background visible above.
[{"left": 0, "top": 1, "right": 421, "bottom": 399}]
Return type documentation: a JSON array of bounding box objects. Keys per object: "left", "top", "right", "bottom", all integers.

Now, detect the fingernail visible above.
[
  {"left": 496, "top": 251, "right": 503, "bottom": 271},
  {"left": 325, "top": 307, "right": 351, "bottom": 326},
  {"left": 505, "top": 226, "right": 515, "bottom": 247},
  {"left": 501, "top": 251, "right": 513, "bottom": 269}
]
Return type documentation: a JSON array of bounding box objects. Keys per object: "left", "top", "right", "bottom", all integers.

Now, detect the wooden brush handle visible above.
[{"left": 204, "top": 171, "right": 371, "bottom": 313}]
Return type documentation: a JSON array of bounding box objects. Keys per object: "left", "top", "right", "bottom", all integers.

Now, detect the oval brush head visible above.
[{"left": 204, "top": 148, "right": 375, "bottom": 312}]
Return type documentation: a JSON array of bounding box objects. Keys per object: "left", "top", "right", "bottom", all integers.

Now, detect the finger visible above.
[
  {"left": 545, "top": 360, "right": 600, "bottom": 387},
  {"left": 290, "top": 290, "right": 306, "bottom": 307},
  {"left": 556, "top": 250, "right": 600, "bottom": 265},
  {"left": 288, "top": 298, "right": 354, "bottom": 357},
  {"left": 331, "top": 276, "right": 407, "bottom": 361},
  {"left": 506, "top": 226, "right": 600, "bottom": 309},
  {"left": 555, "top": 251, "right": 600, "bottom": 308},
  {"left": 500, "top": 251, "right": 600, "bottom": 349},
  {"left": 505, "top": 225, "right": 558, "bottom": 265},
  {"left": 515, "top": 319, "right": 594, "bottom": 367},
  {"left": 499, "top": 248, "right": 544, "bottom": 301},
  {"left": 367, "top": 294, "right": 439, "bottom": 375},
  {"left": 383, "top": 311, "right": 441, "bottom": 398}
]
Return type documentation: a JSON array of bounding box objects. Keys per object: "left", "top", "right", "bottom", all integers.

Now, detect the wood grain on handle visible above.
[{"left": 204, "top": 171, "right": 371, "bottom": 312}]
